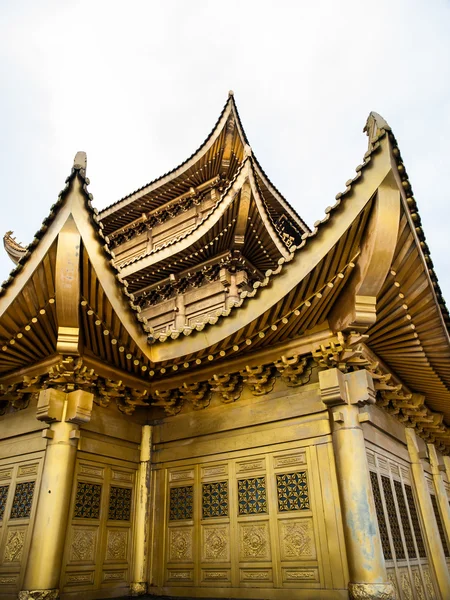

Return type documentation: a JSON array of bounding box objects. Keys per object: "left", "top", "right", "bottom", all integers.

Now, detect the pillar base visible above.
[
  {"left": 348, "top": 582, "right": 396, "bottom": 599},
  {"left": 130, "top": 582, "right": 147, "bottom": 596},
  {"left": 18, "top": 591, "right": 59, "bottom": 600}
]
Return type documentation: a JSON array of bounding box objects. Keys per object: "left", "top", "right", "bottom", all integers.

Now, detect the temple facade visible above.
[{"left": 1, "top": 93, "right": 450, "bottom": 600}]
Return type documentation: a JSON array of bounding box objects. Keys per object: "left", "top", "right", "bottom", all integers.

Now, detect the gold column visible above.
[
  {"left": 406, "top": 429, "right": 450, "bottom": 599},
  {"left": 319, "top": 368, "right": 395, "bottom": 600},
  {"left": 131, "top": 425, "right": 152, "bottom": 596},
  {"left": 443, "top": 455, "right": 450, "bottom": 489},
  {"left": 20, "top": 388, "right": 93, "bottom": 600},
  {"left": 428, "top": 443, "right": 450, "bottom": 543}
]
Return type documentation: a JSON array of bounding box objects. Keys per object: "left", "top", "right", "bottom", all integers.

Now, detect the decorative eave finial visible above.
[
  {"left": 228, "top": 90, "right": 234, "bottom": 97},
  {"left": 364, "top": 112, "right": 391, "bottom": 148},
  {"left": 73, "top": 151, "right": 87, "bottom": 171}
]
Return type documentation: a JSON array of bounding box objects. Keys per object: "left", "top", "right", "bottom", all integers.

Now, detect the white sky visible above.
[{"left": 1, "top": 0, "right": 449, "bottom": 302}]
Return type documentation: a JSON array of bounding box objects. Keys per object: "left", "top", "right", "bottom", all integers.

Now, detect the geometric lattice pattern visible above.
[
  {"left": 276, "top": 471, "right": 309, "bottom": 511},
  {"left": 394, "top": 479, "right": 416, "bottom": 559},
  {"left": 381, "top": 475, "right": 406, "bottom": 560},
  {"left": 73, "top": 482, "right": 102, "bottom": 519},
  {"left": 10, "top": 481, "right": 35, "bottom": 519},
  {"left": 404, "top": 484, "right": 427, "bottom": 558},
  {"left": 108, "top": 486, "right": 132, "bottom": 521},
  {"left": 169, "top": 485, "right": 193, "bottom": 521},
  {"left": 430, "top": 494, "right": 450, "bottom": 557},
  {"left": 0, "top": 484, "right": 9, "bottom": 520},
  {"left": 370, "top": 471, "right": 392, "bottom": 560},
  {"left": 202, "top": 481, "right": 228, "bottom": 518},
  {"left": 238, "top": 477, "right": 267, "bottom": 515}
]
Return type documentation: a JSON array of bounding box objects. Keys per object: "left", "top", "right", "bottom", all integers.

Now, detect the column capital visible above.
[
  {"left": 37, "top": 388, "right": 93, "bottom": 424},
  {"left": 319, "top": 367, "right": 376, "bottom": 408}
]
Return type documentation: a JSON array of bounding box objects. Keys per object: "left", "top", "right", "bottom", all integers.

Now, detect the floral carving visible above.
[
  {"left": 106, "top": 530, "right": 127, "bottom": 561},
  {"left": 348, "top": 582, "right": 396, "bottom": 599},
  {"left": 71, "top": 529, "right": 95, "bottom": 561},
  {"left": 4, "top": 530, "right": 25, "bottom": 562},
  {"left": 240, "top": 524, "right": 270, "bottom": 559},
  {"left": 203, "top": 527, "right": 228, "bottom": 560},
  {"left": 169, "top": 528, "right": 193, "bottom": 561},
  {"left": 280, "top": 519, "right": 315, "bottom": 559}
]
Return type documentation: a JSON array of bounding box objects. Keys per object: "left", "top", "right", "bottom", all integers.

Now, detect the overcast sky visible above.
[{"left": 1, "top": 1, "right": 449, "bottom": 302}]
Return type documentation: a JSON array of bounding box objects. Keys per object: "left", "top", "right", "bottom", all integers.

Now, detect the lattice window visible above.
[
  {"left": 202, "top": 481, "right": 228, "bottom": 518},
  {"left": 237, "top": 477, "right": 267, "bottom": 514},
  {"left": 393, "top": 480, "right": 416, "bottom": 559},
  {"left": 73, "top": 482, "right": 102, "bottom": 519},
  {"left": 430, "top": 494, "right": 450, "bottom": 557},
  {"left": 381, "top": 475, "right": 405, "bottom": 560},
  {"left": 276, "top": 471, "right": 310, "bottom": 511},
  {"left": 108, "top": 486, "right": 132, "bottom": 521},
  {"left": 370, "top": 471, "right": 392, "bottom": 560},
  {"left": 404, "top": 484, "right": 427, "bottom": 558},
  {"left": 0, "top": 484, "right": 9, "bottom": 520},
  {"left": 169, "top": 485, "right": 193, "bottom": 520},
  {"left": 10, "top": 481, "right": 35, "bottom": 519}
]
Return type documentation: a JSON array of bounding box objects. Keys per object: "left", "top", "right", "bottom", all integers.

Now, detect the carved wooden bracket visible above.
[
  {"left": 208, "top": 373, "right": 242, "bottom": 403},
  {"left": 240, "top": 365, "right": 276, "bottom": 396}
]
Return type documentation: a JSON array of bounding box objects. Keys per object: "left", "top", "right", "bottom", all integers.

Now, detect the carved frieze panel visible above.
[
  {"left": 17, "top": 464, "right": 38, "bottom": 478},
  {"left": 169, "top": 469, "right": 194, "bottom": 483},
  {"left": 201, "top": 464, "right": 227, "bottom": 479},
  {"left": 237, "top": 477, "right": 267, "bottom": 514},
  {"left": 0, "top": 573, "right": 18, "bottom": 585},
  {"left": 236, "top": 458, "right": 265, "bottom": 474},
  {"left": 65, "top": 571, "right": 95, "bottom": 586},
  {"left": 105, "top": 529, "right": 128, "bottom": 561},
  {"left": 239, "top": 522, "right": 271, "bottom": 561},
  {"left": 276, "top": 471, "right": 310, "bottom": 511},
  {"left": 3, "top": 529, "right": 26, "bottom": 563},
  {"left": 239, "top": 568, "right": 273, "bottom": 583},
  {"left": 411, "top": 568, "right": 426, "bottom": 600},
  {"left": 202, "top": 481, "right": 228, "bottom": 518},
  {"left": 70, "top": 528, "right": 97, "bottom": 562},
  {"left": 10, "top": 481, "right": 35, "bottom": 519},
  {"left": 73, "top": 482, "right": 102, "bottom": 519},
  {"left": 79, "top": 464, "right": 104, "bottom": 479},
  {"left": 201, "top": 569, "right": 231, "bottom": 583},
  {"left": 169, "top": 485, "right": 193, "bottom": 521},
  {"left": 108, "top": 486, "right": 132, "bottom": 521},
  {"left": 168, "top": 527, "right": 193, "bottom": 562},
  {"left": 0, "top": 468, "right": 12, "bottom": 481},
  {"left": 422, "top": 567, "right": 436, "bottom": 600},
  {"left": 399, "top": 569, "right": 413, "bottom": 600},
  {"left": 201, "top": 525, "right": 230, "bottom": 562},
  {"left": 102, "top": 569, "right": 127, "bottom": 582},
  {"left": 274, "top": 452, "right": 306, "bottom": 469},
  {"left": 166, "top": 568, "right": 194, "bottom": 583},
  {"left": 281, "top": 567, "right": 319, "bottom": 583},
  {"left": 386, "top": 570, "right": 399, "bottom": 600},
  {"left": 111, "top": 470, "right": 133, "bottom": 483},
  {"left": 279, "top": 518, "right": 316, "bottom": 560},
  {"left": 0, "top": 484, "right": 9, "bottom": 520}
]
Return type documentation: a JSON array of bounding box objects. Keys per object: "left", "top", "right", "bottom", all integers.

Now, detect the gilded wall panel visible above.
[
  {"left": 278, "top": 518, "right": 316, "bottom": 560},
  {"left": 102, "top": 568, "right": 128, "bottom": 583},
  {"left": 166, "top": 568, "right": 194, "bottom": 583},
  {"left": 201, "top": 525, "right": 230, "bottom": 562},
  {"left": 168, "top": 527, "right": 193, "bottom": 562},
  {"left": 274, "top": 452, "right": 306, "bottom": 469},
  {"left": 238, "top": 521, "right": 271, "bottom": 561}
]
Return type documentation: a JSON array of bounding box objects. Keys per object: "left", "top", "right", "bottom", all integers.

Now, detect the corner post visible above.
[
  {"left": 20, "top": 388, "right": 93, "bottom": 600},
  {"left": 319, "top": 368, "right": 395, "bottom": 600},
  {"left": 428, "top": 443, "right": 450, "bottom": 542},
  {"left": 131, "top": 425, "right": 152, "bottom": 596},
  {"left": 406, "top": 429, "right": 450, "bottom": 599}
]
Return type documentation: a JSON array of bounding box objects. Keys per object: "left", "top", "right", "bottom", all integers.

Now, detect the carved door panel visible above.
[
  {"left": 0, "top": 458, "right": 42, "bottom": 595},
  {"left": 61, "top": 459, "right": 135, "bottom": 595},
  {"left": 158, "top": 442, "right": 344, "bottom": 594},
  {"left": 368, "top": 450, "right": 438, "bottom": 600}
]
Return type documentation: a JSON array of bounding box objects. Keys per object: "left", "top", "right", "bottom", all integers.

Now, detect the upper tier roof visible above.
[{"left": 97, "top": 92, "right": 309, "bottom": 239}]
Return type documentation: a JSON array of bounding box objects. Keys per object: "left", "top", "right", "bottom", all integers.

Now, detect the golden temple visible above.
[{"left": 1, "top": 93, "right": 450, "bottom": 600}]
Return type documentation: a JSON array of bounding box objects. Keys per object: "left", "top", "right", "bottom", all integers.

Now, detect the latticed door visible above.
[{"left": 368, "top": 450, "right": 438, "bottom": 599}]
